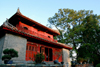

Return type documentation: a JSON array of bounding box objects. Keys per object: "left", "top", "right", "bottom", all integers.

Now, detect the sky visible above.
[{"left": 0, "top": 0, "right": 100, "bottom": 26}]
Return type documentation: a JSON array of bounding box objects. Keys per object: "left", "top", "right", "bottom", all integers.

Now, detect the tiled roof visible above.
[
  {"left": 9, "top": 9, "right": 60, "bottom": 36},
  {"left": 1, "top": 25, "right": 72, "bottom": 50}
]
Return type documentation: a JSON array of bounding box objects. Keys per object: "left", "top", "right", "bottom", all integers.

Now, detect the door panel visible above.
[
  {"left": 44, "top": 47, "right": 52, "bottom": 61},
  {"left": 26, "top": 43, "right": 38, "bottom": 61}
]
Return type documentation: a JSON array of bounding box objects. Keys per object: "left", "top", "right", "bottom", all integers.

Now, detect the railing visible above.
[{"left": 16, "top": 25, "right": 57, "bottom": 42}]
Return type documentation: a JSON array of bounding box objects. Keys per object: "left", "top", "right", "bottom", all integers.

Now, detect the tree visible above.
[
  {"left": 48, "top": 8, "right": 100, "bottom": 66},
  {"left": 77, "top": 15, "right": 100, "bottom": 65},
  {"left": 2, "top": 48, "right": 18, "bottom": 64},
  {"left": 48, "top": 8, "right": 93, "bottom": 60}
]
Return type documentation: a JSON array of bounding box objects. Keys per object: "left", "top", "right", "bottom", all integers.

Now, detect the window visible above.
[
  {"left": 35, "top": 47, "right": 37, "bottom": 51},
  {"left": 32, "top": 46, "right": 34, "bottom": 51},
  {"left": 23, "top": 27, "right": 28, "bottom": 30},
  {"left": 40, "top": 46, "right": 44, "bottom": 53},
  {"left": 29, "top": 46, "right": 31, "bottom": 50},
  {"left": 26, "top": 45, "right": 28, "bottom": 50},
  {"left": 48, "top": 36, "right": 50, "bottom": 38}
]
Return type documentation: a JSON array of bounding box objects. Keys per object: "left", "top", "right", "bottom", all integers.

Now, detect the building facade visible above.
[{"left": 0, "top": 9, "right": 72, "bottom": 66}]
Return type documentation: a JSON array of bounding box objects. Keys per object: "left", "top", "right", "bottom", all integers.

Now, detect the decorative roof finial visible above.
[{"left": 17, "top": 7, "right": 21, "bottom": 14}]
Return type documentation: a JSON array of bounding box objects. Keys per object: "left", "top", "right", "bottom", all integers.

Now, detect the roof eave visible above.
[
  {"left": 8, "top": 11, "right": 60, "bottom": 36},
  {"left": 2, "top": 26, "right": 71, "bottom": 49}
]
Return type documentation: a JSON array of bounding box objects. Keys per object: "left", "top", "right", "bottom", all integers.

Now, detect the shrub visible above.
[
  {"left": 96, "top": 63, "right": 100, "bottom": 67},
  {"left": 2, "top": 48, "right": 18, "bottom": 61},
  {"left": 34, "top": 53, "right": 45, "bottom": 64},
  {"left": 2, "top": 55, "right": 11, "bottom": 60},
  {"left": 77, "top": 57, "right": 84, "bottom": 63}
]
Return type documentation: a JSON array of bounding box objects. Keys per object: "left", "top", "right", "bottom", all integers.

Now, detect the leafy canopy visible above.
[{"left": 48, "top": 8, "right": 100, "bottom": 65}]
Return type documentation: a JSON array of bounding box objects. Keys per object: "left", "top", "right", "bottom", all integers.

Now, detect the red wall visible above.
[
  {"left": 16, "top": 21, "right": 62, "bottom": 62},
  {"left": 53, "top": 48, "right": 62, "bottom": 62},
  {"left": 16, "top": 21, "right": 53, "bottom": 41},
  {"left": 26, "top": 42, "right": 62, "bottom": 62},
  {"left": 26, "top": 42, "right": 40, "bottom": 61}
]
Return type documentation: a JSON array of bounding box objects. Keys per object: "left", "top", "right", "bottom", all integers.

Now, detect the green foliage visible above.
[
  {"left": 9, "top": 49, "right": 18, "bottom": 57},
  {"left": 3, "top": 48, "right": 9, "bottom": 54},
  {"left": 34, "top": 53, "right": 45, "bottom": 64},
  {"left": 77, "top": 57, "right": 88, "bottom": 63},
  {"left": 77, "top": 15, "right": 100, "bottom": 65},
  {"left": 2, "top": 48, "right": 18, "bottom": 61},
  {"left": 96, "top": 63, "right": 100, "bottom": 67},
  {"left": 48, "top": 8, "right": 94, "bottom": 57},
  {"left": 48, "top": 8, "right": 94, "bottom": 49},
  {"left": 48, "top": 8, "right": 100, "bottom": 66},
  {"left": 2, "top": 55, "right": 11, "bottom": 60},
  {"left": 83, "top": 59, "right": 87, "bottom": 62},
  {"left": 77, "top": 57, "right": 84, "bottom": 62}
]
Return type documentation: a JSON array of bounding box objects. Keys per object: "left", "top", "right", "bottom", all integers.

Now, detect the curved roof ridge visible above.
[
  {"left": 16, "top": 8, "right": 22, "bottom": 14},
  {"left": 14, "top": 9, "right": 60, "bottom": 35},
  {"left": 9, "top": 8, "right": 60, "bottom": 36}
]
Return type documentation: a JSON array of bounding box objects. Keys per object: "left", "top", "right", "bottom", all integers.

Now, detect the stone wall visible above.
[
  {"left": 2, "top": 34, "right": 27, "bottom": 62},
  {"left": 62, "top": 48, "right": 71, "bottom": 67},
  {"left": 0, "top": 36, "right": 5, "bottom": 64}
]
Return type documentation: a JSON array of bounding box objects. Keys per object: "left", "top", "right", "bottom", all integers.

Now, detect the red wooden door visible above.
[
  {"left": 40, "top": 46, "right": 53, "bottom": 61},
  {"left": 26, "top": 43, "right": 37, "bottom": 61}
]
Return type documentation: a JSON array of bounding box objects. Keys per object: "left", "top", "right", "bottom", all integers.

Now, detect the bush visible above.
[
  {"left": 2, "top": 48, "right": 18, "bottom": 61},
  {"left": 77, "top": 57, "right": 84, "bottom": 63},
  {"left": 96, "top": 63, "right": 100, "bottom": 67},
  {"left": 34, "top": 53, "right": 45, "bottom": 64},
  {"left": 2, "top": 55, "right": 11, "bottom": 60}
]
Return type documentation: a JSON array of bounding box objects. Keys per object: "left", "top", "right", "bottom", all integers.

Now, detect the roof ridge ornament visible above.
[{"left": 17, "top": 8, "right": 21, "bottom": 14}]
